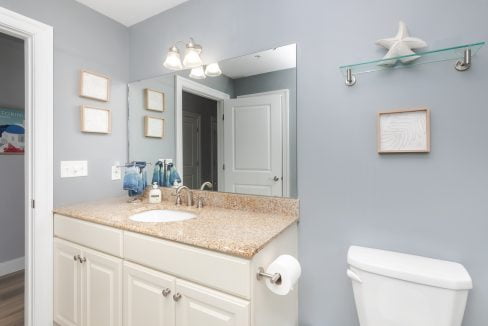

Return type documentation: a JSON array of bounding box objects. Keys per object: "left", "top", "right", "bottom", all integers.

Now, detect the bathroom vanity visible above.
[{"left": 52, "top": 193, "right": 299, "bottom": 326}]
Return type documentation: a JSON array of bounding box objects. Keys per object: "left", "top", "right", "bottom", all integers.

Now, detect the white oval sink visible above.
[{"left": 129, "top": 210, "right": 196, "bottom": 223}]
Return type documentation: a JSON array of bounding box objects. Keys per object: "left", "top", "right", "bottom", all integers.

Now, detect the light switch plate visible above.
[
  {"left": 60, "top": 161, "right": 88, "bottom": 178},
  {"left": 111, "top": 165, "right": 121, "bottom": 180}
]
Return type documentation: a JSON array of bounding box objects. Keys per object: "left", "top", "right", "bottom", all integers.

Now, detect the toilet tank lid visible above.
[{"left": 348, "top": 246, "right": 473, "bottom": 290}]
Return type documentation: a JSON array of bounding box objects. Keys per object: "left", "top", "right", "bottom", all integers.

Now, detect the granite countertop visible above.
[{"left": 53, "top": 196, "right": 299, "bottom": 259}]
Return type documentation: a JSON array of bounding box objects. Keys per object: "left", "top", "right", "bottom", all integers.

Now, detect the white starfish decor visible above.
[{"left": 376, "top": 21, "right": 428, "bottom": 66}]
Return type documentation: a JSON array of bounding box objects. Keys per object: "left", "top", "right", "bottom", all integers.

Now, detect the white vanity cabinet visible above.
[
  {"left": 54, "top": 214, "right": 298, "bottom": 326},
  {"left": 54, "top": 238, "right": 122, "bottom": 326}
]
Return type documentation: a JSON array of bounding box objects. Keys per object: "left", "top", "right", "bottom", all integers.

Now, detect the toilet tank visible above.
[{"left": 347, "top": 246, "right": 473, "bottom": 326}]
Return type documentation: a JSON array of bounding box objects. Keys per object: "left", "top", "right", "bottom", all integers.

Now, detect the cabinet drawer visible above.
[
  {"left": 124, "top": 231, "right": 251, "bottom": 299},
  {"left": 54, "top": 214, "right": 123, "bottom": 257}
]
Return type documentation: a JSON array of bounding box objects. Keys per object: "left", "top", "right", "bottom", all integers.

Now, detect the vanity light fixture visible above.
[
  {"left": 204, "top": 63, "right": 222, "bottom": 77},
  {"left": 163, "top": 45, "right": 183, "bottom": 70},
  {"left": 163, "top": 37, "right": 203, "bottom": 70},
  {"left": 189, "top": 66, "right": 206, "bottom": 79}
]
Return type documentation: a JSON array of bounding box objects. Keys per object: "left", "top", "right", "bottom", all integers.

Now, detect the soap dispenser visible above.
[{"left": 149, "top": 182, "right": 162, "bottom": 204}]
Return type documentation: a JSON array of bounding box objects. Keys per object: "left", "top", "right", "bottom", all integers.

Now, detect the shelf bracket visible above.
[
  {"left": 345, "top": 68, "right": 356, "bottom": 86},
  {"left": 455, "top": 48, "right": 472, "bottom": 71}
]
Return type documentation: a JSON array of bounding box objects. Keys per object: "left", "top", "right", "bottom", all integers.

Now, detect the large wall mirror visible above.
[{"left": 128, "top": 44, "right": 297, "bottom": 198}]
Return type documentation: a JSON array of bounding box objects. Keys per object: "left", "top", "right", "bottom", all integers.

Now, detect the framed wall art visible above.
[
  {"left": 378, "top": 108, "right": 430, "bottom": 153},
  {"left": 144, "top": 116, "right": 164, "bottom": 138},
  {"left": 80, "top": 105, "right": 112, "bottom": 134},
  {"left": 79, "top": 70, "right": 111, "bottom": 102},
  {"left": 0, "top": 108, "right": 24, "bottom": 154},
  {"left": 144, "top": 88, "right": 165, "bottom": 112}
]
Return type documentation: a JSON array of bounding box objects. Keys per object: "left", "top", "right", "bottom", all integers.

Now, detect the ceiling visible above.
[
  {"left": 220, "top": 44, "right": 296, "bottom": 79},
  {"left": 75, "top": 0, "right": 190, "bottom": 26}
]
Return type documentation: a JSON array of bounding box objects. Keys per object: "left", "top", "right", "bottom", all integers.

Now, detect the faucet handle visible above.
[
  {"left": 175, "top": 194, "right": 182, "bottom": 206},
  {"left": 196, "top": 197, "right": 204, "bottom": 209}
]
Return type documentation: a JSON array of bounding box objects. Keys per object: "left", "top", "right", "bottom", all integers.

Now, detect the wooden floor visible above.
[{"left": 0, "top": 270, "right": 24, "bottom": 326}]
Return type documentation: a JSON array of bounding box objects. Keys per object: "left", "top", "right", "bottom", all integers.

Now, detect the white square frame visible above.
[
  {"left": 144, "top": 88, "right": 165, "bottom": 112},
  {"left": 80, "top": 105, "right": 112, "bottom": 134},
  {"left": 144, "top": 116, "right": 164, "bottom": 138},
  {"left": 377, "top": 107, "right": 431, "bottom": 153},
  {"left": 79, "top": 70, "right": 111, "bottom": 102}
]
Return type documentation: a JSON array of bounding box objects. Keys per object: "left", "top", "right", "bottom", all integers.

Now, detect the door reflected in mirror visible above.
[{"left": 128, "top": 44, "right": 297, "bottom": 198}]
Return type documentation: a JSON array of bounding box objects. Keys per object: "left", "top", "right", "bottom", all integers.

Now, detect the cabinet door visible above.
[
  {"left": 54, "top": 238, "right": 82, "bottom": 326},
  {"left": 124, "top": 262, "right": 175, "bottom": 326},
  {"left": 175, "top": 279, "right": 250, "bottom": 326},
  {"left": 81, "top": 247, "right": 122, "bottom": 326}
]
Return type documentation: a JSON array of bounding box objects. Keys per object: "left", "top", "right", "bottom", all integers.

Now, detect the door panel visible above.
[
  {"left": 224, "top": 94, "right": 283, "bottom": 196},
  {"left": 175, "top": 279, "right": 249, "bottom": 326},
  {"left": 82, "top": 247, "right": 122, "bottom": 326},
  {"left": 182, "top": 112, "right": 201, "bottom": 188},
  {"left": 54, "top": 239, "right": 82, "bottom": 326},
  {"left": 124, "top": 262, "right": 175, "bottom": 326}
]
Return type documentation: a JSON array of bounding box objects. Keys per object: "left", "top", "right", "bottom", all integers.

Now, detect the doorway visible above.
[
  {"left": 0, "top": 30, "right": 26, "bottom": 326},
  {"left": 0, "top": 6, "right": 53, "bottom": 326},
  {"left": 182, "top": 91, "right": 218, "bottom": 190}
]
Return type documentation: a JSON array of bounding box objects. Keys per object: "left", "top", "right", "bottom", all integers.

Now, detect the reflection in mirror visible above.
[{"left": 128, "top": 44, "right": 296, "bottom": 198}]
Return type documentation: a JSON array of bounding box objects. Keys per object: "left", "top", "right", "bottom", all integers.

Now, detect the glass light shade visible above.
[
  {"left": 205, "top": 63, "right": 222, "bottom": 77},
  {"left": 183, "top": 47, "right": 203, "bottom": 68},
  {"left": 189, "top": 66, "right": 206, "bottom": 79},
  {"left": 163, "top": 49, "right": 183, "bottom": 70}
]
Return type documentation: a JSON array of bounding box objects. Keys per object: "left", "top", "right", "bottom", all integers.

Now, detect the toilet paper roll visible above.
[{"left": 265, "top": 255, "right": 301, "bottom": 296}]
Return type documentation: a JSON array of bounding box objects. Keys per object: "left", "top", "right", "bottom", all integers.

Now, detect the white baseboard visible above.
[{"left": 0, "top": 256, "right": 25, "bottom": 277}]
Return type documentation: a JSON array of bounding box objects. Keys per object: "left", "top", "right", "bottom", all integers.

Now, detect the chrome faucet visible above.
[
  {"left": 200, "top": 182, "right": 213, "bottom": 191},
  {"left": 196, "top": 182, "right": 213, "bottom": 208},
  {"left": 175, "top": 186, "right": 193, "bottom": 206}
]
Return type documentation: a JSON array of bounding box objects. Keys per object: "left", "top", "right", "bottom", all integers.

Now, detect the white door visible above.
[
  {"left": 124, "top": 262, "right": 175, "bottom": 326},
  {"left": 175, "top": 279, "right": 249, "bottom": 326},
  {"left": 82, "top": 247, "right": 122, "bottom": 326},
  {"left": 182, "top": 111, "right": 201, "bottom": 188},
  {"left": 54, "top": 239, "right": 82, "bottom": 326},
  {"left": 223, "top": 94, "right": 283, "bottom": 196}
]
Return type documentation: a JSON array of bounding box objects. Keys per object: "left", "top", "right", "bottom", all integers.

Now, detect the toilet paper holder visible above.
[{"left": 257, "top": 267, "right": 282, "bottom": 285}]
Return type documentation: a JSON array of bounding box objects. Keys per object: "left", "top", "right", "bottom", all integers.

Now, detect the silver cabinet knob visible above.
[
  {"left": 79, "top": 256, "right": 86, "bottom": 263},
  {"left": 173, "top": 293, "right": 182, "bottom": 302},
  {"left": 273, "top": 176, "right": 280, "bottom": 182},
  {"left": 162, "top": 288, "right": 171, "bottom": 297},
  {"left": 73, "top": 255, "right": 78, "bottom": 261}
]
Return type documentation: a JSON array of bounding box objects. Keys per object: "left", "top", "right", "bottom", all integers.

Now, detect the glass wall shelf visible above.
[{"left": 339, "top": 42, "right": 485, "bottom": 86}]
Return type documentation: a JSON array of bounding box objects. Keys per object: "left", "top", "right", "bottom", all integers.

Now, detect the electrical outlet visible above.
[
  {"left": 111, "top": 165, "right": 121, "bottom": 180},
  {"left": 60, "top": 161, "right": 88, "bottom": 178}
]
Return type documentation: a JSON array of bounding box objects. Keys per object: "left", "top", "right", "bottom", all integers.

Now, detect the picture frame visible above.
[
  {"left": 0, "top": 108, "right": 25, "bottom": 155},
  {"left": 79, "top": 70, "right": 111, "bottom": 102},
  {"left": 377, "top": 107, "right": 430, "bottom": 153},
  {"left": 144, "top": 116, "right": 164, "bottom": 138},
  {"left": 80, "top": 105, "right": 112, "bottom": 134},
  {"left": 144, "top": 88, "right": 165, "bottom": 112}
]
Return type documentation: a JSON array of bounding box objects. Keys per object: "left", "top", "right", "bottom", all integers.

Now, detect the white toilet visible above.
[{"left": 347, "top": 246, "right": 473, "bottom": 326}]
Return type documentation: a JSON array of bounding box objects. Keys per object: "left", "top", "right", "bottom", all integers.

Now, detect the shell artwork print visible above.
[{"left": 0, "top": 108, "right": 25, "bottom": 154}]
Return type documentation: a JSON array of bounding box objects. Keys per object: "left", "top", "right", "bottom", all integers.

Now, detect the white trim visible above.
[
  {"left": 0, "top": 6, "right": 53, "bottom": 326},
  {"left": 0, "top": 257, "right": 25, "bottom": 277},
  {"left": 175, "top": 76, "right": 230, "bottom": 187},
  {"left": 237, "top": 89, "right": 291, "bottom": 197}
]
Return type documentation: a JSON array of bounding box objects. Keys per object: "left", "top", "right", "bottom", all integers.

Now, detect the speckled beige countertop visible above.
[{"left": 53, "top": 195, "right": 299, "bottom": 259}]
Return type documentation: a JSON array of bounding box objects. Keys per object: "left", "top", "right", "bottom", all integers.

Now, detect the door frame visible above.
[
  {"left": 182, "top": 111, "right": 202, "bottom": 188},
  {"left": 0, "top": 6, "right": 54, "bottom": 326},
  {"left": 175, "top": 76, "right": 230, "bottom": 188},
  {"left": 237, "top": 89, "right": 291, "bottom": 197}
]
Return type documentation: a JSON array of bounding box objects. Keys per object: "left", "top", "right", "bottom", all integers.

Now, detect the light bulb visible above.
[
  {"left": 205, "top": 63, "right": 222, "bottom": 77},
  {"left": 189, "top": 66, "right": 206, "bottom": 79},
  {"left": 183, "top": 39, "right": 203, "bottom": 68},
  {"left": 163, "top": 46, "right": 182, "bottom": 70}
]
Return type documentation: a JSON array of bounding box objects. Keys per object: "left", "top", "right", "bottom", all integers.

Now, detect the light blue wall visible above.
[
  {"left": 0, "top": 33, "right": 24, "bottom": 263},
  {"left": 129, "top": 0, "right": 488, "bottom": 325},
  {"left": 234, "top": 68, "right": 297, "bottom": 197},
  {"left": 0, "top": 0, "right": 130, "bottom": 206}
]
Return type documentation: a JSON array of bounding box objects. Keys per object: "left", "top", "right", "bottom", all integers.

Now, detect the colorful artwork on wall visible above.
[{"left": 0, "top": 108, "right": 25, "bottom": 154}]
